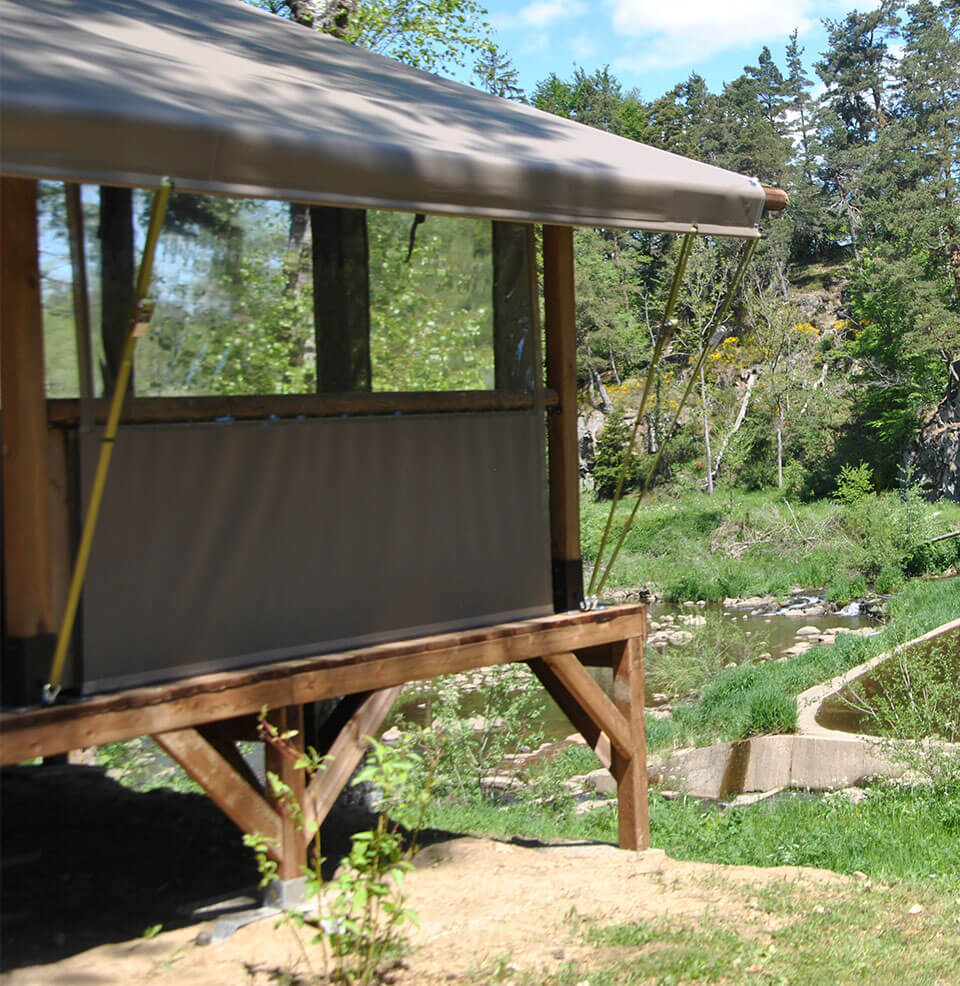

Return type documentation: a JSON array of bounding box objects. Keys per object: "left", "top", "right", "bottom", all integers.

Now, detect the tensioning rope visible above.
[
  {"left": 589, "top": 236, "right": 758, "bottom": 603},
  {"left": 586, "top": 227, "right": 696, "bottom": 601},
  {"left": 43, "top": 179, "right": 173, "bottom": 704}
]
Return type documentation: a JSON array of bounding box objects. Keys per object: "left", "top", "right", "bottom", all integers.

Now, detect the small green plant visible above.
[
  {"left": 244, "top": 710, "right": 437, "bottom": 985},
  {"left": 833, "top": 461, "right": 875, "bottom": 505},
  {"left": 842, "top": 632, "right": 960, "bottom": 784},
  {"left": 398, "top": 664, "right": 545, "bottom": 803}
]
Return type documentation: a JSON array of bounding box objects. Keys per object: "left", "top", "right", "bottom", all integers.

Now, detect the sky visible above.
[{"left": 481, "top": 0, "right": 882, "bottom": 100}]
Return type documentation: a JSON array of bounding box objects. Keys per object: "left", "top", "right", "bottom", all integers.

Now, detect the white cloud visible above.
[
  {"left": 492, "top": 0, "right": 587, "bottom": 31},
  {"left": 608, "top": 0, "right": 817, "bottom": 70}
]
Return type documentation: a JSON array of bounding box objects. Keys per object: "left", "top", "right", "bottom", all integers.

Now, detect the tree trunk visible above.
[
  {"left": 311, "top": 206, "right": 371, "bottom": 392},
  {"left": 700, "top": 365, "right": 714, "bottom": 496},
  {"left": 588, "top": 366, "right": 614, "bottom": 412},
  {"left": 284, "top": 202, "right": 311, "bottom": 296},
  {"left": 608, "top": 344, "right": 621, "bottom": 386},
  {"left": 711, "top": 370, "right": 757, "bottom": 484},
  {"left": 776, "top": 400, "right": 784, "bottom": 490},
  {"left": 98, "top": 186, "right": 134, "bottom": 396}
]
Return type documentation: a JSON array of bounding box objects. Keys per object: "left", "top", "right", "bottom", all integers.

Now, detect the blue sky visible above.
[{"left": 481, "top": 0, "right": 882, "bottom": 100}]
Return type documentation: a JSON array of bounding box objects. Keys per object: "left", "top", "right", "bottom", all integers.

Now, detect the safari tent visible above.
[{"left": 0, "top": 0, "right": 785, "bottom": 879}]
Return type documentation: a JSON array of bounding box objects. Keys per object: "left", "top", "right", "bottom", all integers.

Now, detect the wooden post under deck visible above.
[
  {"left": 542, "top": 224, "right": 582, "bottom": 612},
  {"left": 1, "top": 177, "right": 55, "bottom": 703},
  {"left": 611, "top": 636, "right": 649, "bottom": 850},
  {"left": 266, "top": 704, "right": 308, "bottom": 882}
]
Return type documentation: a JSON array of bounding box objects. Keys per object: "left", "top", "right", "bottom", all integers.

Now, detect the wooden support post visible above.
[
  {"left": 265, "top": 705, "right": 307, "bottom": 881},
  {"left": 542, "top": 224, "right": 582, "bottom": 612},
  {"left": 311, "top": 206, "right": 371, "bottom": 392},
  {"left": 610, "top": 637, "right": 649, "bottom": 850},
  {"left": 304, "top": 686, "right": 401, "bottom": 834},
  {"left": 492, "top": 222, "right": 535, "bottom": 391},
  {"left": 1, "top": 177, "right": 55, "bottom": 703}
]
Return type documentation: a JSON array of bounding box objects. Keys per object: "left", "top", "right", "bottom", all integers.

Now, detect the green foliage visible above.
[
  {"left": 591, "top": 412, "right": 642, "bottom": 501},
  {"left": 398, "top": 664, "right": 546, "bottom": 802},
  {"left": 845, "top": 632, "right": 960, "bottom": 750},
  {"left": 248, "top": 0, "right": 493, "bottom": 75},
  {"left": 833, "top": 461, "right": 874, "bottom": 504},
  {"left": 742, "top": 686, "right": 798, "bottom": 736},
  {"left": 646, "top": 613, "right": 765, "bottom": 699},
  {"left": 245, "top": 713, "right": 437, "bottom": 986},
  {"left": 368, "top": 211, "right": 494, "bottom": 391}
]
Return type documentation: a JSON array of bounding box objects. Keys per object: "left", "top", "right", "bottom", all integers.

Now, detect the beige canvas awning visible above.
[{"left": 0, "top": 0, "right": 768, "bottom": 237}]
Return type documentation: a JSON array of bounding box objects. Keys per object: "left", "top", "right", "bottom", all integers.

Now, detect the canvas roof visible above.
[{"left": 0, "top": 0, "right": 767, "bottom": 237}]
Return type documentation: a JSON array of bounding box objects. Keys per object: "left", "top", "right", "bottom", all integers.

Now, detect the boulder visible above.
[{"left": 903, "top": 359, "right": 960, "bottom": 502}]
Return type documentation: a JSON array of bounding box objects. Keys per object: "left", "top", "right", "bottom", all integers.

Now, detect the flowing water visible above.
[{"left": 392, "top": 592, "right": 876, "bottom": 741}]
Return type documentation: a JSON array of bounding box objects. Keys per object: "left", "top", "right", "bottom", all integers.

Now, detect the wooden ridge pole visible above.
[{"left": 542, "top": 224, "right": 583, "bottom": 612}]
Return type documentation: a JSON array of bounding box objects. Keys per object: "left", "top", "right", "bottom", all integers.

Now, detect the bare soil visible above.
[{"left": 0, "top": 765, "right": 844, "bottom": 985}]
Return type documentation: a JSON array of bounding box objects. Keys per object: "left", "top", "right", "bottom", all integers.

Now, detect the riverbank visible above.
[{"left": 582, "top": 488, "right": 960, "bottom": 604}]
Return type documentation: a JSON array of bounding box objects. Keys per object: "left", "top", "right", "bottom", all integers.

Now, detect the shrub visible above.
[
  {"left": 833, "top": 461, "right": 874, "bottom": 505},
  {"left": 593, "top": 412, "right": 643, "bottom": 501}
]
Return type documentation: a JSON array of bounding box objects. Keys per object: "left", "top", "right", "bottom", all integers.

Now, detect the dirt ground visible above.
[{"left": 0, "top": 765, "right": 844, "bottom": 985}]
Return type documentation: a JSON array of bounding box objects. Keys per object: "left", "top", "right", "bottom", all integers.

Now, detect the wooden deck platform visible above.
[{"left": 1, "top": 606, "right": 650, "bottom": 867}]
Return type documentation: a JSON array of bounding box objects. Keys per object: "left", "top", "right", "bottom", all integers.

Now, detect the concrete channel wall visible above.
[{"left": 651, "top": 617, "right": 960, "bottom": 800}]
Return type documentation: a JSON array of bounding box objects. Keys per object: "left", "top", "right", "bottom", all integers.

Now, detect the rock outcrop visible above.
[{"left": 903, "top": 360, "right": 960, "bottom": 502}]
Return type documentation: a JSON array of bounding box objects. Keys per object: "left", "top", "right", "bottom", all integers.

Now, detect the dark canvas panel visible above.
[{"left": 78, "top": 412, "right": 552, "bottom": 692}]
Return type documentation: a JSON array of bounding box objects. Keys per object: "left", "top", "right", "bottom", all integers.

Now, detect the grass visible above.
[
  {"left": 503, "top": 878, "right": 960, "bottom": 985},
  {"left": 646, "top": 575, "right": 960, "bottom": 753},
  {"left": 582, "top": 488, "right": 960, "bottom": 603},
  {"left": 424, "top": 779, "right": 960, "bottom": 890}
]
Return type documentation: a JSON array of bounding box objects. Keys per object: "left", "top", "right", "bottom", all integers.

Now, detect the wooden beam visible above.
[
  {"left": 542, "top": 224, "right": 582, "bottom": 612},
  {"left": 1, "top": 177, "right": 54, "bottom": 704},
  {"left": 0, "top": 606, "right": 647, "bottom": 764},
  {"left": 303, "top": 686, "right": 401, "bottom": 834},
  {"left": 153, "top": 726, "right": 281, "bottom": 848},
  {"left": 312, "top": 206, "right": 371, "bottom": 393},
  {"left": 527, "top": 658, "right": 611, "bottom": 769},
  {"left": 610, "top": 637, "right": 649, "bottom": 850},
  {"left": 45, "top": 390, "right": 560, "bottom": 426},
  {"left": 540, "top": 652, "right": 631, "bottom": 758},
  {"left": 493, "top": 222, "right": 535, "bottom": 391},
  {"left": 265, "top": 706, "right": 307, "bottom": 880},
  {"left": 196, "top": 720, "right": 263, "bottom": 794},
  {"left": 763, "top": 187, "right": 789, "bottom": 212}
]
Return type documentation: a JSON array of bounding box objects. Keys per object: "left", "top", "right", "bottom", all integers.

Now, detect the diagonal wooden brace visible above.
[
  {"left": 303, "top": 685, "right": 402, "bottom": 835},
  {"left": 527, "top": 657, "right": 612, "bottom": 769},
  {"left": 153, "top": 725, "right": 281, "bottom": 850},
  {"left": 540, "top": 651, "right": 632, "bottom": 758}
]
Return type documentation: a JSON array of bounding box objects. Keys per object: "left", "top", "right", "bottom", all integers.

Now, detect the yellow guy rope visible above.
[
  {"left": 591, "top": 236, "right": 758, "bottom": 601},
  {"left": 586, "top": 228, "right": 696, "bottom": 600},
  {"left": 44, "top": 179, "right": 173, "bottom": 703}
]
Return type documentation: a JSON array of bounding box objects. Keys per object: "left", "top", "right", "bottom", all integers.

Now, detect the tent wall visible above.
[{"left": 75, "top": 411, "right": 552, "bottom": 692}]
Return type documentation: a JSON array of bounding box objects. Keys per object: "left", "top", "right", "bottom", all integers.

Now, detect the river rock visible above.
[
  {"left": 480, "top": 774, "right": 524, "bottom": 796},
  {"left": 795, "top": 625, "right": 822, "bottom": 638},
  {"left": 678, "top": 614, "right": 707, "bottom": 627},
  {"left": 583, "top": 768, "right": 617, "bottom": 796}
]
